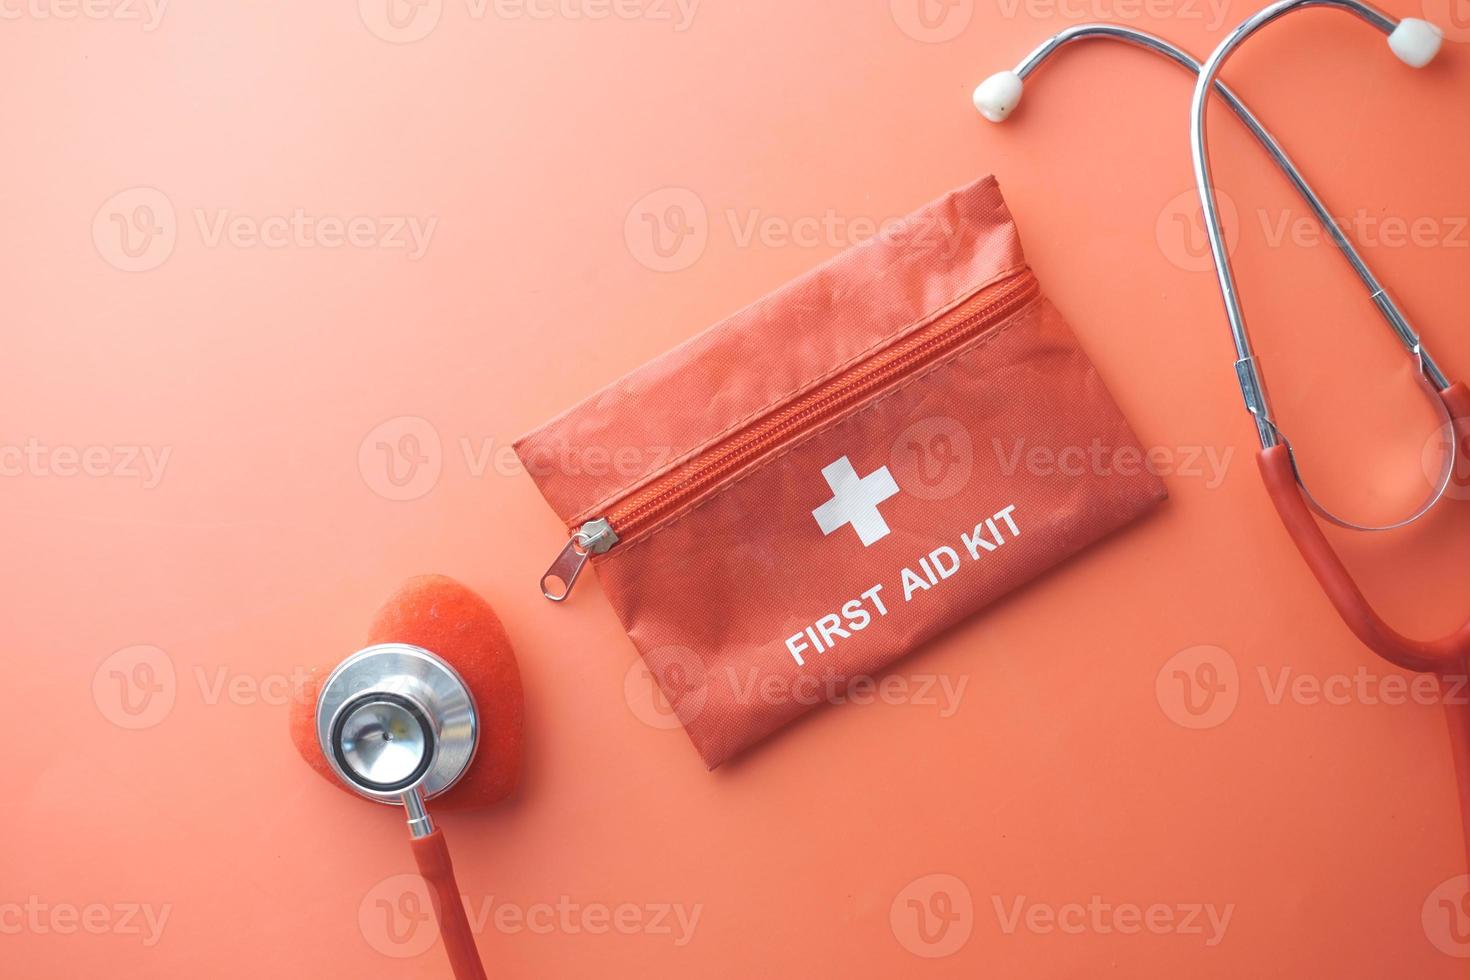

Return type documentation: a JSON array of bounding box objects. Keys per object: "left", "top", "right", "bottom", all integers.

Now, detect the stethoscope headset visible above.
[{"left": 976, "top": 3, "right": 1470, "bottom": 866}]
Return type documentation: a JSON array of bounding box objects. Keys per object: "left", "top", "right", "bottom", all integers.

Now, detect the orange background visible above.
[{"left": 6, "top": 1, "right": 1470, "bottom": 976}]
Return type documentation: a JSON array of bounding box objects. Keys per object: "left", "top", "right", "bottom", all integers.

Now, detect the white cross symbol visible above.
[{"left": 811, "top": 456, "right": 901, "bottom": 547}]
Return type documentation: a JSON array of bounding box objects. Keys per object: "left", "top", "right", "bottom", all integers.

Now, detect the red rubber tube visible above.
[
  {"left": 1445, "top": 694, "right": 1470, "bottom": 875},
  {"left": 1259, "top": 380, "right": 1470, "bottom": 869},
  {"left": 410, "top": 829, "right": 488, "bottom": 980},
  {"left": 1257, "top": 381, "right": 1470, "bottom": 674}
]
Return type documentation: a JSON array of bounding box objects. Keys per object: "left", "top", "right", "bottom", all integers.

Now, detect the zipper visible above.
[
  {"left": 539, "top": 268, "right": 1040, "bottom": 602},
  {"left": 541, "top": 517, "right": 618, "bottom": 601}
]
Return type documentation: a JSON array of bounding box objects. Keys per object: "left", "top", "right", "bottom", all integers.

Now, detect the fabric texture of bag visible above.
[{"left": 516, "top": 175, "right": 1166, "bottom": 768}]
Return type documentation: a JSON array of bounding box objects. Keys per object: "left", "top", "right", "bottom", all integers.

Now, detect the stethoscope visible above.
[
  {"left": 311, "top": 12, "right": 1465, "bottom": 973},
  {"left": 316, "top": 643, "right": 489, "bottom": 980},
  {"left": 976, "top": 4, "right": 1470, "bottom": 865}
]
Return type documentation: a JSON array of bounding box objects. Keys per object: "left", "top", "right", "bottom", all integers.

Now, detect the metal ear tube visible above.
[
  {"left": 977, "top": 8, "right": 1467, "bottom": 655},
  {"left": 982, "top": 0, "right": 1470, "bottom": 884},
  {"left": 978, "top": 18, "right": 1462, "bottom": 526},
  {"left": 1185, "top": 0, "right": 1467, "bottom": 652}
]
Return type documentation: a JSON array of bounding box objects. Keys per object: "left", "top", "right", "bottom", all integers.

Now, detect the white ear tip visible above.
[
  {"left": 973, "top": 70, "right": 1023, "bottom": 123},
  {"left": 1389, "top": 18, "right": 1443, "bottom": 68}
]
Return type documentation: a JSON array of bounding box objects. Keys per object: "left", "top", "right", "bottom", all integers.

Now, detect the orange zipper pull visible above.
[{"left": 540, "top": 518, "right": 618, "bottom": 602}]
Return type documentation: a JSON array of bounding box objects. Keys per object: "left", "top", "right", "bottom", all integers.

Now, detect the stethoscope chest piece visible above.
[{"left": 315, "top": 643, "right": 479, "bottom": 804}]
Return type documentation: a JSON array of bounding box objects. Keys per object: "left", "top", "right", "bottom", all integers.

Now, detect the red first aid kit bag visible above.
[{"left": 517, "top": 176, "right": 1166, "bottom": 768}]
